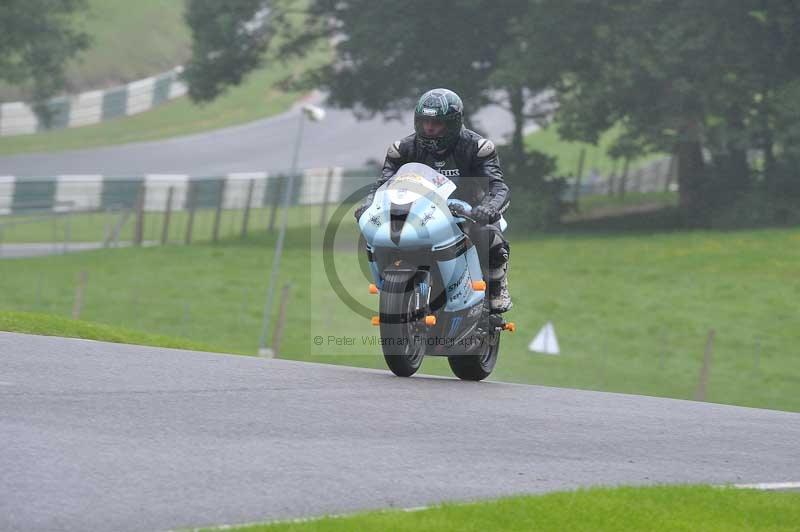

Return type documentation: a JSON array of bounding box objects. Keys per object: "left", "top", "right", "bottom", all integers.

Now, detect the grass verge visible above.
[
  {"left": 1, "top": 219, "right": 798, "bottom": 412},
  {"left": 208, "top": 485, "right": 800, "bottom": 531},
  {"left": 0, "top": 310, "right": 221, "bottom": 353},
  {"left": 0, "top": 205, "right": 323, "bottom": 244}
]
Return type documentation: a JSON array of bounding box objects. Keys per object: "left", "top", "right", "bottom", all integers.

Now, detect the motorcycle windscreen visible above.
[{"left": 381, "top": 163, "right": 456, "bottom": 205}]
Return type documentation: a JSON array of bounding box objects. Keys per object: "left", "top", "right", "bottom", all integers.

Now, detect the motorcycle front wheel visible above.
[{"left": 379, "top": 270, "right": 426, "bottom": 377}]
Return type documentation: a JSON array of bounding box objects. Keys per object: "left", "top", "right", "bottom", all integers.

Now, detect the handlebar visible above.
[{"left": 447, "top": 199, "right": 475, "bottom": 223}]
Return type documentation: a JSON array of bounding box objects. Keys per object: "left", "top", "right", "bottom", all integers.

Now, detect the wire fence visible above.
[
  {"left": 0, "top": 169, "right": 376, "bottom": 254},
  {"left": 562, "top": 155, "right": 677, "bottom": 204}
]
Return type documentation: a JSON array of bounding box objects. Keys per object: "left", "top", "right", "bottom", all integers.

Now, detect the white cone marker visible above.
[{"left": 529, "top": 321, "right": 560, "bottom": 355}]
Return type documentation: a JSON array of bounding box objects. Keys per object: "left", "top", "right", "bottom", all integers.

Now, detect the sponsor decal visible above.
[
  {"left": 420, "top": 210, "right": 435, "bottom": 226},
  {"left": 422, "top": 108, "right": 438, "bottom": 116},
  {"left": 430, "top": 173, "right": 449, "bottom": 186},
  {"left": 395, "top": 172, "right": 423, "bottom": 183},
  {"left": 447, "top": 268, "right": 468, "bottom": 293}
]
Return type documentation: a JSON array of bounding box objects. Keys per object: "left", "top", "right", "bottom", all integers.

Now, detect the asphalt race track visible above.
[
  {"left": 2, "top": 332, "right": 799, "bottom": 531},
  {"left": 0, "top": 93, "right": 525, "bottom": 178}
]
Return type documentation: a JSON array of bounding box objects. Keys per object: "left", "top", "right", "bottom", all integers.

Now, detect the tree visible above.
[
  {"left": 184, "top": 0, "right": 547, "bottom": 163},
  {"left": 183, "top": 0, "right": 278, "bottom": 102},
  {"left": 517, "top": 0, "right": 800, "bottom": 224},
  {"left": 0, "top": 0, "right": 89, "bottom": 123}
]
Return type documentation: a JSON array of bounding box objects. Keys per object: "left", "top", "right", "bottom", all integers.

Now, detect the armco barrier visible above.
[
  {"left": 0, "top": 169, "right": 377, "bottom": 215},
  {"left": 0, "top": 67, "right": 188, "bottom": 137}
]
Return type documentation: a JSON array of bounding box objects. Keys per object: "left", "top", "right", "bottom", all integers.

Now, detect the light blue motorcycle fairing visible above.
[{"left": 358, "top": 163, "right": 488, "bottom": 313}]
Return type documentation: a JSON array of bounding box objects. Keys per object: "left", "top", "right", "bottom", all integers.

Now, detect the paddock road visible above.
[{"left": 1, "top": 332, "right": 798, "bottom": 531}]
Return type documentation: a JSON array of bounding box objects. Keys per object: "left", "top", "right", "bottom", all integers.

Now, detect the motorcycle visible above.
[{"left": 357, "top": 163, "right": 515, "bottom": 381}]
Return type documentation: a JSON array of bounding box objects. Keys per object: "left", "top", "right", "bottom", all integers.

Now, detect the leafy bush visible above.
[{"left": 498, "top": 146, "right": 566, "bottom": 231}]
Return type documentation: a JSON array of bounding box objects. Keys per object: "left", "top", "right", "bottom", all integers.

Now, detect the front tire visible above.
[
  {"left": 379, "top": 270, "right": 426, "bottom": 377},
  {"left": 448, "top": 332, "right": 500, "bottom": 381}
]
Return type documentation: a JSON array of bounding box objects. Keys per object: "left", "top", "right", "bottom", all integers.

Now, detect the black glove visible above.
[
  {"left": 449, "top": 203, "right": 468, "bottom": 218},
  {"left": 471, "top": 204, "right": 501, "bottom": 225},
  {"left": 354, "top": 202, "right": 370, "bottom": 221}
]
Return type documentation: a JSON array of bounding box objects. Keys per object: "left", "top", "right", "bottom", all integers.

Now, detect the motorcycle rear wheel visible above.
[{"left": 380, "top": 270, "right": 426, "bottom": 377}]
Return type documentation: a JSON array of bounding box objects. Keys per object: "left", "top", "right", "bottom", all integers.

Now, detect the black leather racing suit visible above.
[{"left": 366, "top": 128, "right": 511, "bottom": 300}]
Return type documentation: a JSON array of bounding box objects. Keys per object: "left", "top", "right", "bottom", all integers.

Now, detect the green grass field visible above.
[
  {"left": 526, "top": 124, "right": 662, "bottom": 178},
  {"left": 1, "top": 216, "right": 798, "bottom": 412},
  {"left": 563, "top": 191, "right": 679, "bottom": 222},
  {"left": 0, "top": 0, "right": 191, "bottom": 101},
  {"left": 214, "top": 485, "right": 800, "bottom": 531}
]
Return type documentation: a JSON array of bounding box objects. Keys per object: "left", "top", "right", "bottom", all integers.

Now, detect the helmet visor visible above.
[{"left": 420, "top": 118, "right": 447, "bottom": 138}]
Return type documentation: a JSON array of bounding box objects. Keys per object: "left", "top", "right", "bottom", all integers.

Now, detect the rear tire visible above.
[
  {"left": 448, "top": 333, "right": 500, "bottom": 381},
  {"left": 380, "top": 270, "right": 426, "bottom": 377}
]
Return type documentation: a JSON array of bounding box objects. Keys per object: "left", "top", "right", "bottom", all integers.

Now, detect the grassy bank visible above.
[
  {"left": 0, "top": 5, "right": 328, "bottom": 156},
  {"left": 1, "top": 219, "right": 798, "bottom": 412},
  {"left": 0, "top": 53, "right": 324, "bottom": 156},
  {"left": 213, "top": 485, "right": 800, "bottom": 531},
  {"left": 0, "top": 310, "right": 219, "bottom": 353},
  {"left": 0, "top": 0, "right": 191, "bottom": 101}
]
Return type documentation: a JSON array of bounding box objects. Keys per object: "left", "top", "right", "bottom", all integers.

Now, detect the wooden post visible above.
[
  {"left": 212, "top": 178, "right": 225, "bottom": 243},
  {"left": 134, "top": 182, "right": 146, "bottom": 246},
  {"left": 72, "top": 271, "right": 88, "bottom": 320},
  {"left": 161, "top": 186, "right": 174, "bottom": 245},
  {"left": 241, "top": 179, "right": 256, "bottom": 238},
  {"left": 694, "top": 329, "right": 715, "bottom": 401},
  {"left": 271, "top": 283, "right": 292, "bottom": 358},
  {"left": 618, "top": 157, "right": 630, "bottom": 199},
  {"left": 185, "top": 181, "right": 197, "bottom": 245},
  {"left": 268, "top": 175, "right": 284, "bottom": 232},
  {"left": 319, "top": 168, "right": 335, "bottom": 228}
]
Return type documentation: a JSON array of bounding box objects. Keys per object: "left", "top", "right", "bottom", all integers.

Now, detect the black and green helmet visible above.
[{"left": 414, "top": 88, "right": 464, "bottom": 153}]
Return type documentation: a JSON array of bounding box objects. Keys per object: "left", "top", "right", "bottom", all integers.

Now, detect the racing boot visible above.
[{"left": 487, "top": 262, "right": 513, "bottom": 314}]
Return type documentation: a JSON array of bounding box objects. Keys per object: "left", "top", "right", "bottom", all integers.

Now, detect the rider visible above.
[{"left": 355, "top": 88, "right": 512, "bottom": 313}]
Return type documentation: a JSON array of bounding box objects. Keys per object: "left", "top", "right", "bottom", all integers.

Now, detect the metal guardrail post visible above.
[
  {"left": 134, "top": 182, "right": 146, "bottom": 246},
  {"left": 161, "top": 186, "right": 174, "bottom": 245},
  {"left": 241, "top": 179, "right": 255, "bottom": 238},
  {"left": 268, "top": 175, "right": 283, "bottom": 232},
  {"left": 185, "top": 181, "right": 197, "bottom": 245},
  {"left": 319, "top": 168, "right": 334, "bottom": 228},
  {"left": 212, "top": 178, "right": 225, "bottom": 243}
]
